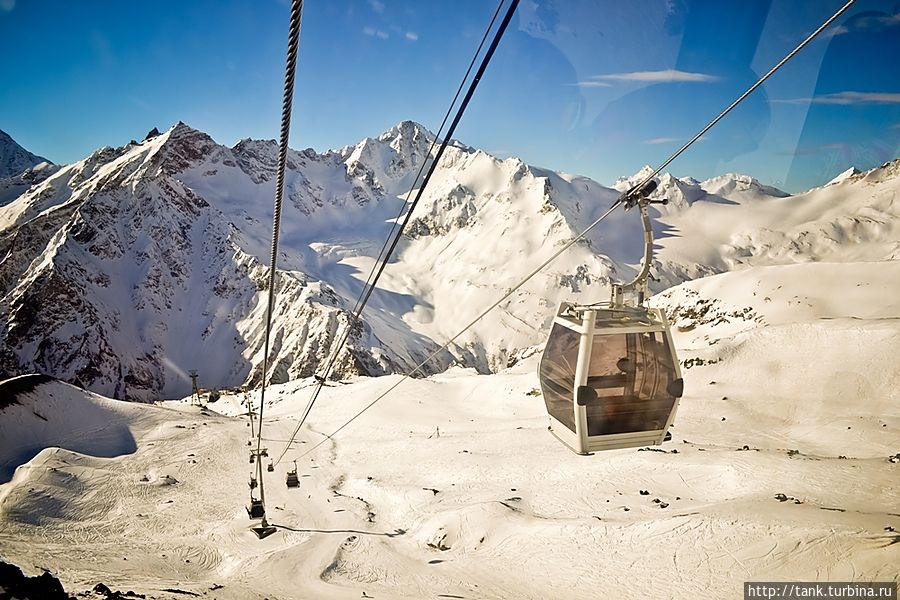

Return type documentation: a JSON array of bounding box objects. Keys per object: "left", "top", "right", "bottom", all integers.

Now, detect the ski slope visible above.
[{"left": 1, "top": 260, "right": 897, "bottom": 599}]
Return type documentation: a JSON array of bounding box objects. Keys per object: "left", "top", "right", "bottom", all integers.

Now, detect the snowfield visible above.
[{"left": 1, "top": 258, "right": 897, "bottom": 599}]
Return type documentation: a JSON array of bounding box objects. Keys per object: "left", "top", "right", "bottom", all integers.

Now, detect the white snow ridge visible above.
[{"left": 0, "top": 122, "right": 898, "bottom": 599}]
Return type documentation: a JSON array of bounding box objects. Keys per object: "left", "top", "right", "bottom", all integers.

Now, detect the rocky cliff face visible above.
[
  {"left": 0, "top": 123, "right": 447, "bottom": 400},
  {"left": 0, "top": 129, "right": 52, "bottom": 179}
]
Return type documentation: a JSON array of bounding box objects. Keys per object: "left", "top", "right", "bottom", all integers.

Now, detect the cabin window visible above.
[
  {"left": 539, "top": 323, "right": 580, "bottom": 432},
  {"left": 583, "top": 331, "right": 678, "bottom": 436}
]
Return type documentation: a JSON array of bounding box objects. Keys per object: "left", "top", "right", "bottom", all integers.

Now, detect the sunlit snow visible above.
[{"left": 0, "top": 123, "right": 898, "bottom": 599}]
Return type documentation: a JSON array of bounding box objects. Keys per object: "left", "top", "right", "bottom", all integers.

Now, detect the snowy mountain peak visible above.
[
  {"left": 378, "top": 120, "right": 437, "bottom": 147},
  {"left": 0, "top": 129, "right": 52, "bottom": 178},
  {"left": 2, "top": 121, "right": 897, "bottom": 401},
  {"left": 613, "top": 165, "right": 655, "bottom": 191},
  {"left": 339, "top": 121, "right": 448, "bottom": 193},
  {"left": 653, "top": 173, "right": 706, "bottom": 209},
  {"left": 826, "top": 166, "right": 861, "bottom": 186},
  {"left": 150, "top": 122, "right": 218, "bottom": 175},
  {"left": 699, "top": 172, "right": 788, "bottom": 198},
  {"left": 849, "top": 158, "right": 900, "bottom": 186}
]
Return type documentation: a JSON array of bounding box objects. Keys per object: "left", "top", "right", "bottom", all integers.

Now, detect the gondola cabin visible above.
[
  {"left": 247, "top": 498, "right": 265, "bottom": 519},
  {"left": 539, "top": 301, "right": 683, "bottom": 454}
]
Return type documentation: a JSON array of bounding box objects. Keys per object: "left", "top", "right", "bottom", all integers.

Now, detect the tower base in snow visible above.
[{"left": 251, "top": 523, "right": 277, "bottom": 539}]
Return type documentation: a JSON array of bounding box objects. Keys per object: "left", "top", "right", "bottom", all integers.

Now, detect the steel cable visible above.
[
  {"left": 254, "top": 0, "right": 304, "bottom": 510},
  {"left": 275, "top": 0, "right": 854, "bottom": 465},
  {"left": 274, "top": 0, "right": 520, "bottom": 465}
]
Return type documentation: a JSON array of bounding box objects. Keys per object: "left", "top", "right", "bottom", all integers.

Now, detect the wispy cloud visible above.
[
  {"left": 821, "top": 24, "right": 850, "bottom": 38},
  {"left": 589, "top": 69, "right": 720, "bottom": 83},
  {"left": 779, "top": 143, "right": 846, "bottom": 157},
  {"left": 573, "top": 80, "right": 612, "bottom": 88},
  {"left": 368, "top": 0, "right": 385, "bottom": 14},
  {"left": 363, "top": 26, "right": 389, "bottom": 39},
  {"left": 405, "top": 31, "right": 418, "bottom": 41},
  {"left": 128, "top": 95, "right": 153, "bottom": 111},
  {"left": 777, "top": 91, "right": 900, "bottom": 105},
  {"left": 826, "top": 12, "right": 900, "bottom": 36},
  {"left": 0, "top": 0, "right": 14, "bottom": 13},
  {"left": 644, "top": 137, "right": 681, "bottom": 145}
]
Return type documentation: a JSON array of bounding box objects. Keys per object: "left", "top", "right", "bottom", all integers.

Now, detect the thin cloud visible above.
[
  {"left": 573, "top": 80, "right": 612, "bottom": 88},
  {"left": 776, "top": 92, "right": 900, "bottom": 105},
  {"left": 824, "top": 12, "right": 900, "bottom": 37},
  {"left": 128, "top": 95, "right": 153, "bottom": 111},
  {"left": 405, "top": 31, "right": 418, "bottom": 41},
  {"left": 644, "top": 137, "right": 681, "bottom": 145},
  {"left": 779, "top": 143, "right": 846, "bottom": 157},
  {"left": 363, "top": 26, "right": 389, "bottom": 39},
  {"left": 368, "top": 0, "right": 385, "bottom": 14},
  {"left": 821, "top": 25, "right": 850, "bottom": 38},
  {"left": 590, "top": 69, "right": 720, "bottom": 83}
]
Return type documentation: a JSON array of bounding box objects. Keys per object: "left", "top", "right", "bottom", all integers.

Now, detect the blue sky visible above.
[{"left": 1, "top": 0, "right": 898, "bottom": 192}]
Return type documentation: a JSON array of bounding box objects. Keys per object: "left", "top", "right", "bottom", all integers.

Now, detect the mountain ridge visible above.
[
  {"left": 0, "top": 129, "right": 52, "bottom": 179},
  {"left": 1, "top": 121, "right": 897, "bottom": 399}
]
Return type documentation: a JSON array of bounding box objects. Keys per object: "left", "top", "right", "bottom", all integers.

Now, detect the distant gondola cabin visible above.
[{"left": 539, "top": 302, "right": 683, "bottom": 454}]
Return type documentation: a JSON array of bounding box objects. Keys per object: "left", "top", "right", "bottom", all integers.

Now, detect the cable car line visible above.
[
  {"left": 625, "top": 0, "right": 857, "bottom": 204},
  {"left": 276, "top": 0, "right": 856, "bottom": 462},
  {"left": 350, "top": 0, "right": 507, "bottom": 316},
  {"left": 290, "top": 202, "right": 623, "bottom": 463},
  {"left": 247, "top": 0, "right": 303, "bottom": 539},
  {"left": 281, "top": 0, "right": 508, "bottom": 464},
  {"left": 272, "top": 0, "right": 521, "bottom": 467}
]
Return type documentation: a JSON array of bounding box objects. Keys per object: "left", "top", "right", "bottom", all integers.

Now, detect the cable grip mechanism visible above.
[{"left": 611, "top": 179, "right": 667, "bottom": 308}]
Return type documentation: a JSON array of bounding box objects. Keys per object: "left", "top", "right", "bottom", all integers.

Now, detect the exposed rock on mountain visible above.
[
  {"left": 0, "top": 129, "right": 52, "bottom": 179},
  {"left": 1, "top": 121, "right": 897, "bottom": 400}
]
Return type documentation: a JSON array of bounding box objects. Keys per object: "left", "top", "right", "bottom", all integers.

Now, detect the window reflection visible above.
[
  {"left": 539, "top": 323, "right": 580, "bottom": 432},
  {"left": 584, "top": 331, "right": 678, "bottom": 435}
]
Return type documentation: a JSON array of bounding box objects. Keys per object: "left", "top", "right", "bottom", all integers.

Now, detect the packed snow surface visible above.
[{"left": 1, "top": 260, "right": 897, "bottom": 599}]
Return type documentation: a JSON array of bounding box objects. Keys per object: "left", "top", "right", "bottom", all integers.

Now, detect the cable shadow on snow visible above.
[{"left": 269, "top": 523, "right": 406, "bottom": 538}]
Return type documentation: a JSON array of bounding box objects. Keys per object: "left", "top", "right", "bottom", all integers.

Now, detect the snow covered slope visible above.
[
  {"left": 650, "top": 160, "right": 900, "bottom": 283},
  {"left": 1, "top": 121, "right": 898, "bottom": 402},
  {"left": 0, "top": 124, "right": 451, "bottom": 400},
  {"left": 654, "top": 260, "right": 900, "bottom": 456},
  {"left": 0, "top": 255, "right": 897, "bottom": 599},
  {"left": 0, "top": 374, "right": 145, "bottom": 483},
  {"left": 0, "top": 121, "right": 632, "bottom": 399}
]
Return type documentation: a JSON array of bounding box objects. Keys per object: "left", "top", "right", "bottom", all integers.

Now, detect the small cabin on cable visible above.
[
  {"left": 539, "top": 302, "right": 683, "bottom": 454},
  {"left": 286, "top": 461, "right": 300, "bottom": 488},
  {"left": 247, "top": 498, "right": 265, "bottom": 519}
]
